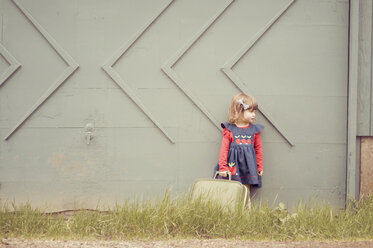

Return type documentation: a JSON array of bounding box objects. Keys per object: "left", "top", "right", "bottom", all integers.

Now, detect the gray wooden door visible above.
[{"left": 0, "top": 0, "right": 349, "bottom": 210}]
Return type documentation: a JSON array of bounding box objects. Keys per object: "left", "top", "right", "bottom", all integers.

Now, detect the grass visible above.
[{"left": 1, "top": 192, "right": 373, "bottom": 241}]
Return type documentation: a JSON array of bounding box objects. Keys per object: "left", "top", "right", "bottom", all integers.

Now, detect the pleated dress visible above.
[{"left": 215, "top": 122, "right": 264, "bottom": 188}]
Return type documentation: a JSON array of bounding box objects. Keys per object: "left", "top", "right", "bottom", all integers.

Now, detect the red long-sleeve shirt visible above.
[{"left": 218, "top": 125, "right": 263, "bottom": 173}]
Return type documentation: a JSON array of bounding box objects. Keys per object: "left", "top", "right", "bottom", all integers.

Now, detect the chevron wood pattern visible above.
[
  {"left": 221, "top": 0, "right": 296, "bottom": 146},
  {"left": 162, "top": 0, "right": 234, "bottom": 133},
  {"left": 102, "top": 0, "right": 175, "bottom": 143},
  {"left": 3, "top": 0, "right": 79, "bottom": 140},
  {"left": 0, "top": 43, "right": 21, "bottom": 87}
]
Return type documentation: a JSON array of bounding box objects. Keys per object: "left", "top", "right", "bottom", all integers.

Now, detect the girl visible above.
[{"left": 216, "top": 93, "right": 264, "bottom": 204}]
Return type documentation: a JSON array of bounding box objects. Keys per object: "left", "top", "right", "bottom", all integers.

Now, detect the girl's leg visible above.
[{"left": 245, "top": 184, "right": 251, "bottom": 211}]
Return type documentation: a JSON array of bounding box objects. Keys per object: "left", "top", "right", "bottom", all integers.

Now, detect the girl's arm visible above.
[
  {"left": 254, "top": 133, "right": 264, "bottom": 173},
  {"left": 218, "top": 128, "right": 233, "bottom": 172}
]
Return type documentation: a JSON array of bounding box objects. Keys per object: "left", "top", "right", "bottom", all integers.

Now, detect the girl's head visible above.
[{"left": 228, "top": 93, "right": 258, "bottom": 124}]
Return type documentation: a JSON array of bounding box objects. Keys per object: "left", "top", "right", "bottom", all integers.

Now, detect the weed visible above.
[{"left": 1, "top": 194, "right": 373, "bottom": 240}]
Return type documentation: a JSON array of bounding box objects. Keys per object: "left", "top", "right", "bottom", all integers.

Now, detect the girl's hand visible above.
[
  {"left": 258, "top": 171, "right": 263, "bottom": 176},
  {"left": 219, "top": 171, "right": 228, "bottom": 177}
]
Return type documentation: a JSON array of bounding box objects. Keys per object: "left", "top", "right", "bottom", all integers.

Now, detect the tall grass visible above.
[{"left": 1, "top": 193, "right": 373, "bottom": 240}]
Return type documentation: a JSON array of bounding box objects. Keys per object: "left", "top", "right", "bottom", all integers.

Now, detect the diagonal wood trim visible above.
[
  {"left": 0, "top": 43, "right": 21, "bottom": 87},
  {"left": 162, "top": 0, "right": 235, "bottom": 132},
  {"left": 221, "top": 0, "right": 296, "bottom": 147},
  {"left": 102, "top": 0, "right": 175, "bottom": 143},
  {"left": 4, "top": 0, "right": 79, "bottom": 140}
]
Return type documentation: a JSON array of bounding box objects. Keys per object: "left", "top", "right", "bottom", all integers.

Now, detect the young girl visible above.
[{"left": 216, "top": 93, "right": 264, "bottom": 199}]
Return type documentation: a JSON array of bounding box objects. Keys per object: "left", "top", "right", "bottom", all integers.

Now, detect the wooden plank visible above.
[
  {"left": 0, "top": 0, "right": 2, "bottom": 42},
  {"left": 251, "top": 188, "right": 346, "bottom": 210},
  {"left": 2, "top": 94, "right": 348, "bottom": 144},
  {"left": 0, "top": 88, "right": 184, "bottom": 129},
  {"left": 1, "top": 140, "right": 347, "bottom": 210},
  {"left": 0, "top": 181, "right": 175, "bottom": 211},
  {"left": 0, "top": 134, "right": 350, "bottom": 210},
  {"left": 357, "top": 0, "right": 373, "bottom": 136},
  {"left": 176, "top": 142, "right": 347, "bottom": 208},
  {"left": 347, "top": 0, "right": 360, "bottom": 201},
  {"left": 371, "top": 0, "right": 373, "bottom": 136},
  {"left": 0, "top": 127, "right": 179, "bottom": 181}
]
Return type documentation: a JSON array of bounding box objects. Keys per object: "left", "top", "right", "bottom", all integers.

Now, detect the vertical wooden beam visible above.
[
  {"left": 357, "top": 0, "right": 372, "bottom": 136},
  {"left": 347, "top": 0, "right": 360, "bottom": 201},
  {"left": 0, "top": 0, "right": 3, "bottom": 43},
  {"left": 371, "top": 2, "right": 373, "bottom": 136}
]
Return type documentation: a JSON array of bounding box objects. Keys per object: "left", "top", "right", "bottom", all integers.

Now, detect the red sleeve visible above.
[
  {"left": 254, "top": 133, "right": 264, "bottom": 172},
  {"left": 218, "top": 128, "right": 233, "bottom": 172}
]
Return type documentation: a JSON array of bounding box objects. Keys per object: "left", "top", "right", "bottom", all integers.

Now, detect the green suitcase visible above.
[{"left": 190, "top": 172, "right": 248, "bottom": 210}]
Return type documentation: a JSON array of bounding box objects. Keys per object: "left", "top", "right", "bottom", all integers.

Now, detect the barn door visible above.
[{"left": 0, "top": 0, "right": 348, "bottom": 210}]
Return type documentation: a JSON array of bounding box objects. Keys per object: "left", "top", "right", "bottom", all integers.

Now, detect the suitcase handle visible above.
[{"left": 214, "top": 171, "right": 232, "bottom": 180}]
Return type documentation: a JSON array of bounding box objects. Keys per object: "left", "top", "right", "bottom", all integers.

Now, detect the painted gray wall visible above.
[{"left": 0, "top": 0, "right": 349, "bottom": 211}]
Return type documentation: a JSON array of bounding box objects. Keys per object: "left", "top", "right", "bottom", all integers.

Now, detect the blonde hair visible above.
[{"left": 228, "top": 93, "right": 258, "bottom": 124}]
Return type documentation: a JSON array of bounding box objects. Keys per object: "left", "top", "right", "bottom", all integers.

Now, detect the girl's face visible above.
[{"left": 242, "top": 109, "right": 256, "bottom": 124}]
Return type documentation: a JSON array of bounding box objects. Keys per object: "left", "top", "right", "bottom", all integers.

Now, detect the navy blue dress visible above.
[{"left": 215, "top": 122, "right": 264, "bottom": 188}]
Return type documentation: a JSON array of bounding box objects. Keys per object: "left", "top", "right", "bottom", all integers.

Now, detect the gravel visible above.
[{"left": 2, "top": 238, "right": 373, "bottom": 248}]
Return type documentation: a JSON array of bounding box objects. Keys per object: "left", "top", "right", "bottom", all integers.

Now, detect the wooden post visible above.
[{"left": 347, "top": 0, "right": 360, "bottom": 201}]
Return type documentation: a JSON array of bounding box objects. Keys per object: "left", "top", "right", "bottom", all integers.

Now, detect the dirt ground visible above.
[{"left": 2, "top": 238, "right": 373, "bottom": 248}]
